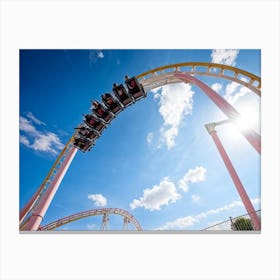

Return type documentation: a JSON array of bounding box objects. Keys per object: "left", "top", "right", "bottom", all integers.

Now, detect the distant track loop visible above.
[{"left": 40, "top": 208, "right": 142, "bottom": 231}]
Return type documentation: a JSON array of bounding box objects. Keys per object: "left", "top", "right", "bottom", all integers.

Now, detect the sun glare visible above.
[
  {"left": 234, "top": 107, "right": 260, "bottom": 133},
  {"left": 216, "top": 103, "right": 260, "bottom": 143}
]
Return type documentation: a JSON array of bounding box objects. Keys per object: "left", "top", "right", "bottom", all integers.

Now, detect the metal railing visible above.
[{"left": 202, "top": 210, "right": 261, "bottom": 231}]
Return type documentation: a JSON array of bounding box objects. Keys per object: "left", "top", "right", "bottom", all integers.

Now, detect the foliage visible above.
[{"left": 232, "top": 217, "right": 254, "bottom": 231}]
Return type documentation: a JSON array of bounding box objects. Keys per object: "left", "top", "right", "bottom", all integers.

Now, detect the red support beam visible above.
[
  {"left": 23, "top": 147, "right": 78, "bottom": 230},
  {"left": 206, "top": 124, "right": 261, "bottom": 230},
  {"left": 175, "top": 72, "right": 261, "bottom": 154}
]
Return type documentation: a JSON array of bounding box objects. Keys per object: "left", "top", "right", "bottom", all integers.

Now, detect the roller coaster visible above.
[
  {"left": 19, "top": 61, "right": 261, "bottom": 231},
  {"left": 40, "top": 208, "right": 141, "bottom": 231}
]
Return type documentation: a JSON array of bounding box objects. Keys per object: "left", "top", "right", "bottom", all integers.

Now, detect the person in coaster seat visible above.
[
  {"left": 125, "top": 75, "right": 138, "bottom": 93},
  {"left": 125, "top": 75, "right": 146, "bottom": 99},
  {"left": 92, "top": 100, "right": 115, "bottom": 123},
  {"left": 84, "top": 114, "right": 103, "bottom": 131},
  {"left": 73, "top": 137, "right": 91, "bottom": 151},
  {"left": 113, "top": 83, "right": 132, "bottom": 106},
  {"left": 92, "top": 101, "right": 108, "bottom": 117},
  {"left": 76, "top": 126, "right": 97, "bottom": 140},
  {"left": 102, "top": 93, "right": 123, "bottom": 114}
]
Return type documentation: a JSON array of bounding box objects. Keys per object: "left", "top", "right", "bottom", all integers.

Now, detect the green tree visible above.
[{"left": 232, "top": 217, "right": 254, "bottom": 231}]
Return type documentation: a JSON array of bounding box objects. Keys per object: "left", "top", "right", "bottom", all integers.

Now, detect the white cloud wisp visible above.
[
  {"left": 211, "top": 49, "right": 239, "bottom": 66},
  {"left": 153, "top": 83, "right": 194, "bottom": 149},
  {"left": 26, "top": 112, "right": 46, "bottom": 125},
  {"left": 191, "top": 194, "right": 200, "bottom": 203},
  {"left": 130, "top": 166, "right": 207, "bottom": 211},
  {"left": 178, "top": 166, "right": 206, "bottom": 192},
  {"left": 157, "top": 198, "right": 260, "bottom": 230},
  {"left": 224, "top": 81, "right": 252, "bottom": 105},
  {"left": 130, "top": 177, "right": 181, "bottom": 211},
  {"left": 89, "top": 50, "right": 104, "bottom": 65},
  {"left": 211, "top": 82, "right": 222, "bottom": 93},
  {"left": 88, "top": 194, "right": 107, "bottom": 207},
  {"left": 146, "top": 132, "right": 153, "bottom": 144},
  {"left": 20, "top": 114, "right": 64, "bottom": 155}
]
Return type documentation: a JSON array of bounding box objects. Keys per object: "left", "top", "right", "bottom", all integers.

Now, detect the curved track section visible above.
[
  {"left": 137, "top": 62, "right": 261, "bottom": 96},
  {"left": 40, "top": 208, "right": 142, "bottom": 231}
]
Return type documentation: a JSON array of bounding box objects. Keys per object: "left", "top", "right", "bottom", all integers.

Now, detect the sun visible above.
[
  {"left": 215, "top": 99, "right": 260, "bottom": 143},
  {"left": 234, "top": 103, "right": 260, "bottom": 133}
]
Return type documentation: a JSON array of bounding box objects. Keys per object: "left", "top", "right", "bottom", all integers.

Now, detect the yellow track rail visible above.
[{"left": 136, "top": 62, "right": 261, "bottom": 96}]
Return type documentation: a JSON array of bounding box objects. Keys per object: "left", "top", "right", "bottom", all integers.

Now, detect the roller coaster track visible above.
[
  {"left": 136, "top": 62, "right": 261, "bottom": 96},
  {"left": 20, "top": 62, "right": 261, "bottom": 230},
  {"left": 39, "top": 208, "right": 142, "bottom": 231}
]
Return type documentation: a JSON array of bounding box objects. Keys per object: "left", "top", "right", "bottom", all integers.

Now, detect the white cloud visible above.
[
  {"left": 226, "top": 81, "right": 240, "bottom": 96},
  {"left": 87, "top": 223, "right": 96, "bottom": 230},
  {"left": 211, "top": 82, "right": 223, "bottom": 93},
  {"left": 31, "top": 132, "right": 64, "bottom": 154},
  {"left": 97, "top": 51, "right": 104, "bottom": 58},
  {"left": 129, "top": 166, "right": 206, "bottom": 212},
  {"left": 130, "top": 177, "right": 181, "bottom": 211},
  {"left": 191, "top": 194, "right": 200, "bottom": 202},
  {"left": 224, "top": 81, "right": 252, "bottom": 105},
  {"left": 20, "top": 115, "right": 64, "bottom": 155},
  {"left": 151, "top": 87, "right": 161, "bottom": 94},
  {"left": 88, "top": 194, "right": 107, "bottom": 207},
  {"left": 205, "top": 200, "right": 243, "bottom": 215},
  {"left": 184, "top": 166, "right": 206, "bottom": 183},
  {"left": 151, "top": 87, "right": 162, "bottom": 100},
  {"left": 20, "top": 116, "right": 37, "bottom": 134},
  {"left": 159, "top": 216, "right": 198, "bottom": 230},
  {"left": 178, "top": 166, "right": 206, "bottom": 192},
  {"left": 240, "top": 76, "right": 249, "bottom": 83},
  {"left": 26, "top": 112, "right": 46, "bottom": 125},
  {"left": 146, "top": 132, "right": 153, "bottom": 144},
  {"left": 160, "top": 126, "right": 178, "bottom": 149},
  {"left": 211, "top": 49, "right": 239, "bottom": 66},
  {"left": 157, "top": 197, "right": 260, "bottom": 230},
  {"left": 178, "top": 179, "right": 189, "bottom": 192},
  {"left": 251, "top": 197, "right": 261, "bottom": 206},
  {"left": 89, "top": 50, "right": 104, "bottom": 65},
  {"left": 158, "top": 83, "right": 193, "bottom": 127},
  {"left": 20, "top": 135, "right": 31, "bottom": 147},
  {"left": 153, "top": 83, "right": 194, "bottom": 149}
]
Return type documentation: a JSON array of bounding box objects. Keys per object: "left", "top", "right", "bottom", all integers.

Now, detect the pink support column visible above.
[
  {"left": 20, "top": 183, "right": 44, "bottom": 223},
  {"left": 206, "top": 123, "right": 261, "bottom": 230},
  {"left": 175, "top": 72, "right": 261, "bottom": 154},
  {"left": 24, "top": 147, "right": 78, "bottom": 230}
]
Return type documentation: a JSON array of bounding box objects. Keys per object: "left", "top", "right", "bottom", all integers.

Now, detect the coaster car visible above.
[
  {"left": 91, "top": 100, "right": 114, "bottom": 123},
  {"left": 125, "top": 76, "right": 146, "bottom": 101},
  {"left": 73, "top": 137, "right": 92, "bottom": 152},
  {"left": 83, "top": 114, "right": 105, "bottom": 133},
  {"left": 113, "top": 83, "right": 133, "bottom": 107},
  {"left": 102, "top": 93, "right": 123, "bottom": 115},
  {"left": 75, "top": 125, "right": 99, "bottom": 141}
]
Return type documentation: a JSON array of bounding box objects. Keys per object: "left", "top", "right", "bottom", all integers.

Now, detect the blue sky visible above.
[{"left": 20, "top": 49, "right": 261, "bottom": 231}]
